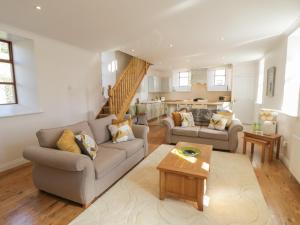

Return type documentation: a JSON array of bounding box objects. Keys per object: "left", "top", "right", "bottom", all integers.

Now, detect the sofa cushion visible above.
[
  {"left": 198, "top": 127, "right": 228, "bottom": 141},
  {"left": 99, "top": 138, "right": 144, "bottom": 158},
  {"left": 36, "top": 121, "right": 94, "bottom": 149},
  {"left": 93, "top": 147, "right": 126, "bottom": 179},
  {"left": 172, "top": 126, "right": 199, "bottom": 137},
  {"left": 191, "top": 109, "right": 217, "bottom": 126},
  {"left": 56, "top": 129, "right": 81, "bottom": 154},
  {"left": 88, "top": 114, "right": 117, "bottom": 144}
]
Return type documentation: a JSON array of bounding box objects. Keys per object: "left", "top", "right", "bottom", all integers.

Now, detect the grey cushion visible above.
[
  {"left": 172, "top": 126, "right": 200, "bottom": 137},
  {"left": 93, "top": 147, "right": 126, "bottom": 179},
  {"left": 100, "top": 139, "right": 144, "bottom": 158},
  {"left": 88, "top": 114, "right": 117, "bottom": 144},
  {"left": 198, "top": 127, "right": 229, "bottom": 141},
  {"left": 191, "top": 109, "right": 217, "bottom": 124},
  {"left": 36, "top": 121, "right": 94, "bottom": 148}
]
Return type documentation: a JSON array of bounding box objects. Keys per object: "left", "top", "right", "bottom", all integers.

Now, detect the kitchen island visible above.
[{"left": 136, "top": 100, "right": 231, "bottom": 121}]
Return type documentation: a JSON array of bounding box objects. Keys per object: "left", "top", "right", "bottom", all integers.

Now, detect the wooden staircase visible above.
[{"left": 97, "top": 57, "right": 150, "bottom": 120}]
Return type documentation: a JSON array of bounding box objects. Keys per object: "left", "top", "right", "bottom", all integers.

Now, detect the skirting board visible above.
[{"left": 0, "top": 157, "right": 29, "bottom": 173}]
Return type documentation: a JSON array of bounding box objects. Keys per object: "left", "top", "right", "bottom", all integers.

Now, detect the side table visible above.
[{"left": 243, "top": 131, "right": 282, "bottom": 162}]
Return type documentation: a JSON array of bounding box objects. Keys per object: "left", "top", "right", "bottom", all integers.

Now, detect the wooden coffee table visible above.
[{"left": 157, "top": 142, "right": 212, "bottom": 211}]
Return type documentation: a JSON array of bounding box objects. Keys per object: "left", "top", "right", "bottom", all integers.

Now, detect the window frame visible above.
[
  {"left": 214, "top": 68, "right": 226, "bottom": 86},
  {"left": 0, "top": 39, "right": 18, "bottom": 105},
  {"left": 178, "top": 71, "right": 190, "bottom": 87}
]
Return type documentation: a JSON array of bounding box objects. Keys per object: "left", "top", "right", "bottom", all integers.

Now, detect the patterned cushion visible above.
[
  {"left": 108, "top": 120, "right": 135, "bottom": 143},
  {"left": 180, "top": 112, "right": 195, "bottom": 127},
  {"left": 208, "top": 114, "right": 228, "bottom": 131},
  {"left": 217, "top": 111, "right": 234, "bottom": 127},
  {"left": 191, "top": 109, "right": 217, "bottom": 125},
  {"left": 75, "top": 132, "right": 98, "bottom": 160}
]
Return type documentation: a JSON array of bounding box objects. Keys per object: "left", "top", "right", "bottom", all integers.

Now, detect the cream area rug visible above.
[{"left": 69, "top": 144, "right": 273, "bottom": 225}]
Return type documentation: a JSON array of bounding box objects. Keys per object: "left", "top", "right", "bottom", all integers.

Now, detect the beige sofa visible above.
[
  {"left": 162, "top": 116, "right": 243, "bottom": 152},
  {"left": 23, "top": 115, "right": 148, "bottom": 207}
]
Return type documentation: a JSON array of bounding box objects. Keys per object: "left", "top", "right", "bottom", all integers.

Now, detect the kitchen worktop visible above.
[{"left": 163, "top": 100, "right": 230, "bottom": 105}]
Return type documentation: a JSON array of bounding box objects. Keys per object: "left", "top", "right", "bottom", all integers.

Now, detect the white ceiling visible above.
[{"left": 0, "top": 0, "right": 300, "bottom": 69}]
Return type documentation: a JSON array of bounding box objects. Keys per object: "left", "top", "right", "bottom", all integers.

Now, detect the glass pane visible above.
[
  {"left": 179, "top": 77, "right": 189, "bottom": 86},
  {"left": 215, "top": 75, "right": 226, "bottom": 85},
  {"left": 0, "top": 41, "right": 10, "bottom": 60},
  {"left": 215, "top": 69, "right": 225, "bottom": 76},
  {"left": 0, "top": 84, "right": 16, "bottom": 104},
  {"left": 0, "top": 62, "right": 13, "bottom": 82},
  {"left": 179, "top": 72, "right": 189, "bottom": 78}
]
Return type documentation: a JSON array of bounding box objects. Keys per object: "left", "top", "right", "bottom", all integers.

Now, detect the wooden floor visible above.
[{"left": 0, "top": 123, "right": 300, "bottom": 225}]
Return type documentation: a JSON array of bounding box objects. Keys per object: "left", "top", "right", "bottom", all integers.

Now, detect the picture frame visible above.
[{"left": 266, "top": 67, "right": 276, "bottom": 97}]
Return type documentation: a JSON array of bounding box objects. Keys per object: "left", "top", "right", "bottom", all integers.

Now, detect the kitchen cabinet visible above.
[
  {"left": 191, "top": 69, "right": 207, "bottom": 84},
  {"left": 136, "top": 102, "right": 166, "bottom": 120},
  {"left": 148, "top": 76, "right": 171, "bottom": 92},
  {"left": 207, "top": 67, "right": 232, "bottom": 91},
  {"left": 160, "top": 77, "right": 171, "bottom": 92},
  {"left": 148, "top": 76, "right": 161, "bottom": 93}
]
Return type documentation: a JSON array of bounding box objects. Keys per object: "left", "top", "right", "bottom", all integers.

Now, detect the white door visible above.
[{"left": 232, "top": 75, "right": 256, "bottom": 124}]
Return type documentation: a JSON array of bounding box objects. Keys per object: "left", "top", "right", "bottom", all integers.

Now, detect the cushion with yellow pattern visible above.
[
  {"left": 217, "top": 111, "right": 234, "bottom": 127},
  {"left": 208, "top": 114, "right": 228, "bottom": 131},
  {"left": 56, "top": 129, "right": 81, "bottom": 154},
  {"left": 75, "top": 132, "right": 98, "bottom": 160},
  {"left": 108, "top": 120, "right": 135, "bottom": 143}
]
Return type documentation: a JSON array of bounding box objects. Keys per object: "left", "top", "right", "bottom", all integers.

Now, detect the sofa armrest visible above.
[
  {"left": 228, "top": 119, "right": 244, "bottom": 152},
  {"left": 132, "top": 124, "right": 149, "bottom": 156},
  {"left": 23, "top": 146, "right": 93, "bottom": 172},
  {"left": 162, "top": 116, "right": 175, "bottom": 129},
  {"left": 162, "top": 117, "right": 175, "bottom": 144}
]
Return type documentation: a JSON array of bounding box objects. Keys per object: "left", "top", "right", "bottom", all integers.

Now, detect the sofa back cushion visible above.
[
  {"left": 36, "top": 121, "right": 94, "bottom": 149},
  {"left": 88, "top": 114, "right": 117, "bottom": 144}
]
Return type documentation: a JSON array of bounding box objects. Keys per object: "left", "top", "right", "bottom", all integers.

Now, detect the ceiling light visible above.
[
  {"left": 220, "top": 37, "right": 225, "bottom": 41},
  {"left": 169, "top": 43, "right": 174, "bottom": 48},
  {"left": 131, "top": 49, "right": 135, "bottom": 52},
  {"left": 35, "top": 5, "right": 42, "bottom": 10}
]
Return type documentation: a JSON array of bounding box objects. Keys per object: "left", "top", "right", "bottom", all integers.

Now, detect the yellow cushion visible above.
[
  {"left": 217, "top": 111, "right": 233, "bottom": 127},
  {"left": 172, "top": 112, "right": 182, "bottom": 126},
  {"left": 56, "top": 129, "right": 81, "bottom": 153}
]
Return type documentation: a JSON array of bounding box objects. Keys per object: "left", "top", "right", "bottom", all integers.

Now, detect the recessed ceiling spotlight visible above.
[
  {"left": 220, "top": 37, "right": 225, "bottom": 41},
  {"left": 169, "top": 43, "right": 174, "bottom": 48},
  {"left": 35, "top": 5, "right": 42, "bottom": 10},
  {"left": 131, "top": 49, "right": 135, "bottom": 52}
]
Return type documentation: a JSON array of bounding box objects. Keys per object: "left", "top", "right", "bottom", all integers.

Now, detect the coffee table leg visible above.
[
  {"left": 269, "top": 141, "right": 274, "bottom": 162},
  {"left": 159, "top": 171, "right": 166, "bottom": 200},
  {"left": 197, "top": 179, "right": 204, "bottom": 211},
  {"left": 243, "top": 138, "right": 247, "bottom": 154},
  {"left": 276, "top": 137, "right": 281, "bottom": 159}
]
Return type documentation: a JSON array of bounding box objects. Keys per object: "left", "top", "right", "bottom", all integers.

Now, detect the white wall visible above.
[
  {"left": 255, "top": 34, "right": 300, "bottom": 182},
  {"left": 0, "top": 24, "right": 102, "bottom": 172},
  {"left": 232, "top": 61, "right": 258, "bottom": 124}
]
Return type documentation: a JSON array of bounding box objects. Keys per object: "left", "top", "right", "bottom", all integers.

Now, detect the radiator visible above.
[{"left": 290, "top": 135, "right": 300, "bottom": 183}]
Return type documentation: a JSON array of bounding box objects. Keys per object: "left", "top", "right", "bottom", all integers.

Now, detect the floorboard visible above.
[{"left": 0, "top": 122, "right": 299, "bottom": 225}]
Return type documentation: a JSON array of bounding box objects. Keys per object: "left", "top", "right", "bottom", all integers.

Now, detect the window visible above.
[
  {"left": 0, "top": 40, "right": 17, "bottom": 104},
  {"left": 282, "top": 27, "right": 300, "bottom": 117},
  {"left": 179, "top": 71, "right": 190, "bottom": 87},
  {"left": 256, "top": 58, "right": 265, "bottom": 104},
  {"left": 214, "top": 69, "right": 226, "bottom": 85}
]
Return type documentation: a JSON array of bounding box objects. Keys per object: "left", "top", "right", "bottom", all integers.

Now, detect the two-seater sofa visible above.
[
  {"left": 162, "top": 116, "right": 243, "bottom": 152},
  {"left": 23, "top": 115, "right": 148, "bottom": 207}
]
